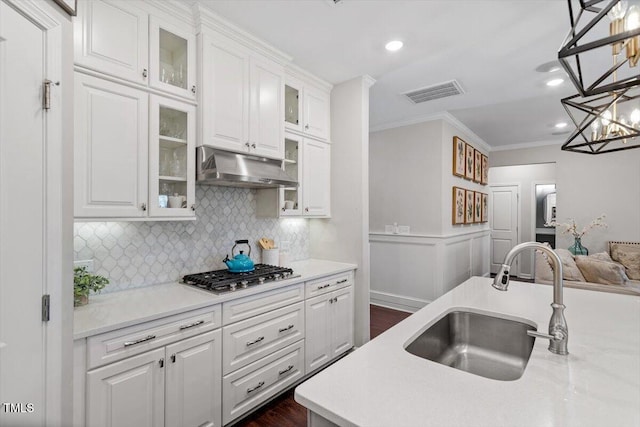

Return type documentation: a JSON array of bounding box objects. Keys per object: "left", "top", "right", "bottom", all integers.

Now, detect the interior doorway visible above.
[{"left": 489, "top": 185, "right": 520, "bottom": 275}]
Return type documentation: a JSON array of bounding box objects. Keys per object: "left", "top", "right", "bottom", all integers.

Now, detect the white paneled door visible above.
[
  {"left": 489, "top": 185, "right": 520, "bottom": 275},
  {"left": 0, "top": 1, "right": 64, "bottom": 425}
]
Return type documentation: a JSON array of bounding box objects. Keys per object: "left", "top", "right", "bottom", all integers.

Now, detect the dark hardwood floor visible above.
[{"left": 231, "top": 304, "right": 412, "bottom": 427}]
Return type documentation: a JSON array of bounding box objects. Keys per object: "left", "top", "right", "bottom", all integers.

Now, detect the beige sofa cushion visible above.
[
  {"left": 556, "top": 248, "right": 586, "bottom": 282},
  {"left": 610, "top": 243, "right": 640, "bottom": 280},
  {"left": 575, "top": 255, "right": 628, "bottom": 286}
]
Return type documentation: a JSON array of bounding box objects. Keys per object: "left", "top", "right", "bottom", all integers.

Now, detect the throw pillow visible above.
[
  {"left": 610, "top": 243, "right": 640, "bottom": 280},
  {"left": 555, "top": 248, "right": 586, "bottom": 282},
  {"left": 589, "top": 252, "right": 613, "bottom": 262},
  {"left": 575, "top": 255, "right": 627, "bottom": 286}
]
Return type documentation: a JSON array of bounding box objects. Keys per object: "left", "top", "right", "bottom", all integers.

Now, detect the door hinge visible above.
[
  {"left": 43, "top": 80, "right": 59, "bottom": 111},
  {"left": 42, "top": 294, "right": 50, "bottom": 322}
]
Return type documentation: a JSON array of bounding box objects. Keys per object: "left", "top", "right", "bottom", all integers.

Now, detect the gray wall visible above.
[
  {"left": 74, "top": 186, "right": 310, "bottom": 293},
  {"left": 490, "top": 144, "right": 640, "bottom": 253}
]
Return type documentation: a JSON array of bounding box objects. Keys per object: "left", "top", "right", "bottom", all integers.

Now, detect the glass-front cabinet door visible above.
[
  {"left": 149, "top": 17, "right": 196, "bottom": 100},
  {"left": 284, "top": 77, "right": 303, "bottom": 134},
  {"left": 280, "top": 133, "right": 302, "bottom": 216},
  {"left": 149, "top": 95, "right": 195, "bottom": 218}
]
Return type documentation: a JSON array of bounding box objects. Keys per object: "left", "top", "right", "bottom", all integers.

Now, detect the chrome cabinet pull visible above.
[
  {"left": 305, "top": 207, "right": 309, "bottom": 212},
  {"left": 251, "top": 143, "right": 256, "bottom": 148},
  {"left": 142, "top": 68, "right": 148, "bottom": 78},
  {"left": 336, "top": 279, "right": 348, "bottom": 284},
  {"left": 158, "top": 358, "right": 164, "bottom": 368},
  {"left": 171, "top": 354, "right": 176, "bottom": 363},
  {"left": 191, "top": 204, "right": 196, "bottom": 211},
  {"left": 247, "top": 381, "right": 265, "bottom": 394},
  {"left": 191, "top": 85, "right": 196, "bottom": 94},
  {"left": 278, "top": 364, "right": 294, "bottom": 376},
  {"left": 245, "top": 142, "right": 250, "bottom": 147},
  {"left": 179, "top": 320, "right": 204, "bottom": 330},
  {"left": 141, "top": 203, "right": 147, "bottom": 211},
  {"left": 278, "top": 324, "right": 294, "bottom": 333},
  {"left": 317, "top": 284, "right": 330, "bottom": 290},
  {"left": 246, "top": 336, "right": 265, "bottom": 347},
  {"left": 123, "top": 334, "right": 156, "bottom": 347}
]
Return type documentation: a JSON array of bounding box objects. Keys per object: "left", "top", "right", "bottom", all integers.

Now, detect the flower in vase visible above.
[{"left": 546, "top": 214, "right": 607, "bottom": 239}]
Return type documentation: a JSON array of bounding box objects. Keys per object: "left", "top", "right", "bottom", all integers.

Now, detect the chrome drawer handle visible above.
[
  {"left": 246, "top": 336, "right": 265, "bottom": 347},
  {"left": 336, "top": 279, "right": 348, "bottom": 284},
  {"left": 278, "top": 364, "right": 294, "bottom": 376},
  {"left": 123, "top": 335, "right": 156, "bottom": 347},
  {"left": 317, "top": 284, "right": 330, "bottom": 290},
  {"left": 247, "top": 381, "right": 265, "bottom": 394},
  {"left": 179, "top": 320, "right": 204, "bottom": 330},
  {"left": 278, "top": 324, "right": 294, "bottom": 333}
]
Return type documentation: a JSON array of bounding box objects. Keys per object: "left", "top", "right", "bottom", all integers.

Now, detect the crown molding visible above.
[
  {"left": 490, "top": 139, "right": 564, "bottom": 152},
  {"left": 194, "top": 4, "right": 293, "bottom": 65},
  {"left": 285, "top": 62, "right": 333, "bottom": 92},
  {"left": 362, "top": 75, "right": 377, "bottom": 89},
  {"left": 370, "top": 111, "right": 491, "bottom": 153},
  {"left": 144, "top": 0, "right": 195, "bottom": 26}
]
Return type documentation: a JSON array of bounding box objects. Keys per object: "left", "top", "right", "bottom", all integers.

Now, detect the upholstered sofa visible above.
[{"left": 534, "top": 241, "right": 640, "bottom": 295}]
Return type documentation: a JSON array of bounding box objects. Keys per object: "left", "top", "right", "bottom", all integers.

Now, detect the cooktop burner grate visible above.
[{"left": 182, "top": 264, "right": 295, "bottom": 294}]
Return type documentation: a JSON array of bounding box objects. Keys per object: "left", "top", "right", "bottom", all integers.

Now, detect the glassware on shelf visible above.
[
  {"left": 159, "top": 182, "right": 172, "bottom": 208},
  {"left": 169, "top": 150, "right": 185, "bottom": 177},
  {"left": 160, "top": 149, "right": 170, "bottom": 176}
]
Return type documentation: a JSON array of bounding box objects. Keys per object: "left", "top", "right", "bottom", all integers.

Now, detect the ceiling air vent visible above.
[{"left": 403, "top": 80, "right": 464, "bottom": 104}]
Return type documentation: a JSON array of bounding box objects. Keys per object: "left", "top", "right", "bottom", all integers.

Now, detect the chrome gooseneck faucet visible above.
[{"left": 493, "top": 241, "right": 569, "bottom": 355}]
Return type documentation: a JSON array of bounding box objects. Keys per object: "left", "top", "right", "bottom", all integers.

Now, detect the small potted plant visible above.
[{"left": 74, "top": 266, "right": 109, "bottom": 307}]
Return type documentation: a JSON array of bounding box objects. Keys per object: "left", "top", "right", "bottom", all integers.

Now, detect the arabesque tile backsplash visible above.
[{"left": 74, "top": 186, "right": 309, "bottom": 293}]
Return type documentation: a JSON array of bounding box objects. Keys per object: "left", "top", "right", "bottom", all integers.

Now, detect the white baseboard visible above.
[{"left": 369, "top": 290, "right": 429, "bottom": 313}]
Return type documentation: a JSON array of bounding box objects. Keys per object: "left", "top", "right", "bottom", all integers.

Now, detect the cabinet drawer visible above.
[
  {"left": 222, "top": 283, "right": 304, "bottom": 325},
  {"left": 223, "top": 302, "right": 304, "bottom": 374},
  {"left": 305, "top": 271, "right": 353, "bottom": 298},
  {"left": 87, "top": 305, "right": 221, "bottom": 369},
  {"left": 222, "top": 340, "right": 304, "bottom": 425}
]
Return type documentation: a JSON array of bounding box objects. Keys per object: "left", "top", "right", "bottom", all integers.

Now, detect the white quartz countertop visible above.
[
  {"left": 74, "top": 258, "right": 356, "bottom": 339},
  {"left": 295, "top": 277, "right": 640, "bottom": 427}
]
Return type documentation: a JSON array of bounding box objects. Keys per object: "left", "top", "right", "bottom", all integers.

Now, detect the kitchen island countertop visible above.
[
  {"left": 74, "top": 258, "right": 356, "bottom": 339},
  {"left": 295, "top": 277, "right": 640, "bottom": 427}
]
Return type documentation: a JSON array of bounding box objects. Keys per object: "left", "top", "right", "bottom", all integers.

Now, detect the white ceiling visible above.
[{"left": 195, "top": 0, "right": 578, "bottom": 149}]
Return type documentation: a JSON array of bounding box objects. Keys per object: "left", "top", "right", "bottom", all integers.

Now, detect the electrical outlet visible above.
[
  {"left": 398, "top": 226, "right": 410, "bottom": 234},
  {"left": 74, "top": 259, "right": 94, "bottom": 273}
]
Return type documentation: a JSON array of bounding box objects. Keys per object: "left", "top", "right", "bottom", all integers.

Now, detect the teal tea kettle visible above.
[{"left": 223, "top": 239, "right": 255, "bottom": 273}]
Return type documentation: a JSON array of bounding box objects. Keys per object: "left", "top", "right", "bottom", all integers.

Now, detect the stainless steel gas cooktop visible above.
[{"left": 182, "top": 264, "right": 298, "bottom": 294}]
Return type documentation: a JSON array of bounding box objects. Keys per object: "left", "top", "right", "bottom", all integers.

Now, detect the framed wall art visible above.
[
  {"left": 474, "top": 150, "right": 482, "bottom": 183},
  {"left": 53, "top": 0, "right": 77, "bottom": 15},
  {"left": 474, "top": 191, "right": 482, "bottom": 222},
  {"left": 481, "top": 154, "right": 489, "bottom": 185},
  {"left": 464, "top": 144, "right": 474, "bottom": 180},
  {"left": 465, "top": 190, "right": 474, "bottom": 223},
  {"left": 452, "top": 137, "right": 466, "bottom": 177},
  {"left": 481, "top": 193, "right": 488, "bottom": 222},
  {"left": 452, "top": 187, "right": 465, "bottom": 225}
]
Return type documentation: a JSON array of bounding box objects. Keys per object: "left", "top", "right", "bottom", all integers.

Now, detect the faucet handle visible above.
[{"left": 527, "top": 329, "right": 566, "bottom": 341}]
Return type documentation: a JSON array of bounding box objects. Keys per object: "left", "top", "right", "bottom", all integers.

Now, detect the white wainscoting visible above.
[{"left": 369, "top": 230, "right": 490, "bottom": 312}]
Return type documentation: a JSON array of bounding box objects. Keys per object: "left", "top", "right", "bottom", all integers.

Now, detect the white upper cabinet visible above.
[
  {"left": 200, "top": 34, "right": 250, "bottom": 153},
  {"left": 74, "top": 0, "right": 196, "bottom": 101},
  {"left": 302, "top": 139, "right": 331, "bottom": 217},
  {"left": 149, "top": 16, "right": 197, "bottom": 100},
  {"left": 284, "top": 73, "right": 331, "bottom": 142},
  {"left": 199, "top": 32, "right": 284, "bottom": 159},
  {"left": 74, "top": 0, "right": 149, "bottom": 85},
  {"left": 75, "top": 73, "right": 149, "bottom": 218},
  {"left": 250, "top": 58, "right": 285, "bottom": 158},
  {"left": 303, "top": 86, "right": 330, "bottom": 141}
]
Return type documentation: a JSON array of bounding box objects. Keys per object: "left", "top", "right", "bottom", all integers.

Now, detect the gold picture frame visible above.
[
  {"left": 465, "top": 190, "right": 474, "bottom": 224},
  {"left": 481, "top": 154, "right": 489, "bottom": 185},
  {"left": 464, "top": 144, "right": 474, "bottom": 180},
  {"left": 474, "top": 150, "right": 482, "bottom": 183},
  {"left": 481, "top": 193, "right": 488, "bottom": 222},
  {"left": 452, "top": 187, "right": 465, "bottom": 225},
  {"left": 474, "top": 191, "right": 482, "bottom": 222},
  {"left": 453, "top": 137, "right": 466, "bottom": 177}
]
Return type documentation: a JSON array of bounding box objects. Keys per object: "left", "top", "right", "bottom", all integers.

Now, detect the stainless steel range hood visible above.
[{"left": 196, "top": 146, "right": 298, "bottom": 188}]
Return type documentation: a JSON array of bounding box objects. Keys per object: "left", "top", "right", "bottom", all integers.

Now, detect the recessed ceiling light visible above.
[
  {"left": 546, "top": 78, "right": 564, "bottom": 87},
  {"left": 555, "top": 122, "right": 568, "bottom": 129},
  {"left": 385, "top": 40, "right": 403, "bottom": 52}
]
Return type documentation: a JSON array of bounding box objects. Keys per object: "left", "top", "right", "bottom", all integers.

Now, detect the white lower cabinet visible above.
[
  {"left": 305, "top": 286, "right": 354, "bottom": 374},
  {"left": 222, "top": 340, "right": 304, "bottom": 425},
  {"left": 86, "top": 330, "right": 221, "bottom": 427}
]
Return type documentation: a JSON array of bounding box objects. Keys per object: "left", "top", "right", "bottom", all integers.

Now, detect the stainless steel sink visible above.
[{"left": 405, "top": 310, "right": 536, "bottom": 381}]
